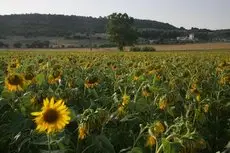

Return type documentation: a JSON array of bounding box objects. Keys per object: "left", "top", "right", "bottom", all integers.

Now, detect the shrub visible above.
[
  {"left": 129, "top": 46, "right": 141, "bottom": 52},
  {"left": 141, "top": 46, "right": 156, "bottom": 52},
  {"left": 130, "top": 46, "right": 156, "bottom": 52}
]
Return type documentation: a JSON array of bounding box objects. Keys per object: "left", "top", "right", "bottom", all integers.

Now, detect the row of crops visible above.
[{"left": 0, "top": 51, "right": 230, "bottom": 153}]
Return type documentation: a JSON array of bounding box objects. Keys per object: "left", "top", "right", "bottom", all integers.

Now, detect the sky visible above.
[{"left": 0, "top": 0, "right": 229, "bottom": 30}]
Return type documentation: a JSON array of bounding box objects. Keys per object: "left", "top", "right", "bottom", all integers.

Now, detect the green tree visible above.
[
  {"left": 106, "top": 13, "right": 138, "bottom": 51},
  {"left": 13, "top": 42, "right": 22, "bottom": 48}
]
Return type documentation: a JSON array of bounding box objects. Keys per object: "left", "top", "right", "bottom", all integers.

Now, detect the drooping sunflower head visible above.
[
  {"left": 48, "top": 70, "right": 62, "bottom": 84},
  {"left": 84, "top": 76, "right": 99, "bottom": 88},
  {"left": 149, "top": 121, "right": 165, "bottom": 137},
  {"left": 24, "top": 72, "right": 35, "bottom": 81},
  {"left": 145, "top": 135, "right": 156, "bottom": 148},
  {"left": 78, "top": 123, "right": 88, "bottom": 140},
  {"left": 158, "top": 96, "right": 168, "bottom": 110},
  {"left": 24, "top": 72, "right": 36, "bottom": 85},
  {"left": 133, "top": 69, "right": 144, "bottom": 81},
  {"left": 31, "top": 97, "right": 71, "bottom": 134},
  {"left": 153, "top": 121, "right": 165, "bottom": 135},
  {"left": 142, "top": 86, "right": 151, "bottom": 97},
  {"left": 38, "top": 58, "right": 44, "bottom": 64},
  {"left": 122, "top": 94, "right": 130, "bottom": 106},
  {"left": 5, "top": 73, "right": 24, "bottom": 91}
]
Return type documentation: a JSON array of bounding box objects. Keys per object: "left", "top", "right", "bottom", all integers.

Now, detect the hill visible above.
[
  {"left": 0, "top": 14, "right": 177, "bottom": 37},
  {"left": 0, "top": 14, "right": 229, "bottom": 48}
]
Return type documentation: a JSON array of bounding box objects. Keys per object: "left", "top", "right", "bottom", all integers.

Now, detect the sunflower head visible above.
[
  {"left": 158, "top": 97, "right": 167, "bottom": 110},
  {"left": 48, "top": 70, "right": 62, "bottom": 84},
  {"left": 117, "top": 104, "right": 125, "bottom": 116},
  {"left": 38, "top": 59, "right": 44, "bottom": 64},
  {"left": 5, "top": 74, "right": 24, "bottom": 91},
  {"left": 78, "top": 123, "right": 88, "bottom": 140},
  {"left": 133, "top": 76, "right": 139, "bottom": 81},
  {"left": 31, "top": 97, "right": 71, "bottom": 134},
  {"left": 24, "top": 72, "right": 36, "bottom": 85},
  {"left": 122, "top": 94, "right": 130, "bottom": 106},
  {"left": 84, "top": 77, "right": 99, "bottom": 88},
  {"left": 219, "top": 75, "right": 230, "bottom": 85},
  {"left": 142, "top": 86, "right": 151, "bottom": 97},
  {"left": 149, "top": 121, "right": 165, "bottom": 136},
  {"left": 203, "top": 104, "right": 209, "bottom": 113},
  {"left": 145, "top": 135, "right": 156, "bottom": 148}
]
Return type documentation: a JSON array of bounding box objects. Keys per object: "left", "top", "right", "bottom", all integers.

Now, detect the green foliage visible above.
[
  {"left": 13, "top": 42, "right": 22, "bottom": 48},
  {"left": 0, "top": 14, "right": 177, "bottom": 37},
  {"left": 130, "top": 46, "right": 156, "bottom": 52},
  {"left": 107, "top": 13, "right": 138, "bottom": 51}
]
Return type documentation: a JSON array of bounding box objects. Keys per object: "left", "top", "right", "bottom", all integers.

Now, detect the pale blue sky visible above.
[{"left": 0, "top": 0, "right": 229, "bottom": 29}]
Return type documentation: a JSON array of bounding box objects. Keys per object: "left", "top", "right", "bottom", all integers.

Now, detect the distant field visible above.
[
  {"left": 153, "top": 42, "right": 230, "bottom": 51},
  {"left": 1, "top": 42, "right": 230, "bottom": 52}
]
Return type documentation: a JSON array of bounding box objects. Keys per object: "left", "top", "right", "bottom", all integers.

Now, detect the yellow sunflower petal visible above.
[
  {"left": 31, "top": 112, "right": 41, "bottom": 116},
  {"left": 50, "top": 97, "right": 55, "bottom": 107}
]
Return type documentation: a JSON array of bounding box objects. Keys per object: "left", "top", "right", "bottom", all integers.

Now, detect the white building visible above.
[
  {"left": 177, "top": 33, "right": 195, "bottom": 41},
  {"left": 188, "top": 33, "right": 194, "bottom": 40}
]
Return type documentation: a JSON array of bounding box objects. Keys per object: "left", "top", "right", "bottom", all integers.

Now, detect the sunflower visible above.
[
  {"left": 158, "top": 97, "right": 167, "bottom": 110},
  {"left": 31, "top": 97, "right": 71, "bottom": 134},
  {"left": 153, "top": 121, "right": 165, "bottom": 135},
  {"left": 133, "top": 76, "right": 139, "bottom": 81},
  {"left": 142, "top": 86, "right": 151, "bottom": 97},
  {"left": 78, "top": 123, "right": 88, "bottom": 140},
  {"left": 145, "top": 135, "right": 156, "bottom": 148},
  {"left": 5, "top": 73, "right": 24, "bottom": 91},
  {"left": 117, "top": 104, "right": 125, "bottom": 116},
  {"left": 48, "top": 70, "right": 62, "bottom": 84},
  {"left": 149, "top": 121, "right": 165, "bottom": 137},
  {"left": 84, "top": 77, "right": 99, "bottom": 88},
  {"left": 24, "top": 72, "right": 36, "bottom": 84},
  {"left": 203, "top": 104, "right": 209, "bottom": 113},
  {"left": 122, "top": 94, "right": 130, "bottom": 106}
]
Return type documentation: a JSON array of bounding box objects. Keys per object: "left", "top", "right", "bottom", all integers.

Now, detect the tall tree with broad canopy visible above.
[{"left": 106, "top": 13, "right": 138, "bottom": 51}]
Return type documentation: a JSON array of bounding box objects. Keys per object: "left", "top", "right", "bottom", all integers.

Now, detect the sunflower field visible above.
[{"left": 0, "top": 51, "right": 230, "bottom": 153}]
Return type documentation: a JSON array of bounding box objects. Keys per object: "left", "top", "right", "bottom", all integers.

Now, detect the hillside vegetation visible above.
[{"left": 0, "top": 14, "right": 177, "bottom": 37}]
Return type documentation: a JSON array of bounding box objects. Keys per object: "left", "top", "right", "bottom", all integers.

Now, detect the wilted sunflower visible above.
[
  {"left": 203, "top": 104, "right": 209, "bottom": 113},
  {"left": 122, "top": 94, "right": 130, "bottom": 106},
  {"left": 145, "top": 135, "right": 156, "bottom": 148},
  {"left": 158, "top": 97, "right": 167, "bottom": 110},
  {"left": 24, "top": 72, "right": 36, "bottom": 84},
  {"left": 31, "top": 97, "right": 71, "bottom": 134},
  {"left": 5, "top": 73, "right": 24, "bottom": 91},
  {"left": 219, "top": 75, "right": 230, "bottom": 85},
  {"left": 48, "top": 70, "right": 62, "bottom": 84},
  {"left": 142, "top": 86, "right": 151, "bottom": 97},
  {"left": 78, "top": 123, "right": 88, "bottom": 140},
  {"left": 117, "top": 105, "right": 125, "bottom": 116},
  {"left": 84, "top": 77, "right": 99, "bottom": 88},
  {"left": 149, "top": 121, "right": 165, "bottom": 137}
]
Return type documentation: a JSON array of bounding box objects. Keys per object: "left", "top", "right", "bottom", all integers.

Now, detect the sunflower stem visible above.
[{"left": 47, "top": 134, "right": 51, "bottom": 153}]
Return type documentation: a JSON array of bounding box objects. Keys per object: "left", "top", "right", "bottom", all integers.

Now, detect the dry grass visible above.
[{"left": 152, "top": 42, "right": 230, "bottom": 51}]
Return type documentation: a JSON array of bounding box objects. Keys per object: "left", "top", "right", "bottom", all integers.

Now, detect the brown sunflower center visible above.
[
  {"left": 52, "top": 71, "right": 61, "bottom": 78},
  {"left": 8, "top": 75, "right": 22, "bottom": 85},
  {"left": 88, "top": 78, "right": 98, "bottom": 84},
  {"left": 43, "top": 109, "right": 59, "bottom": 123}
]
